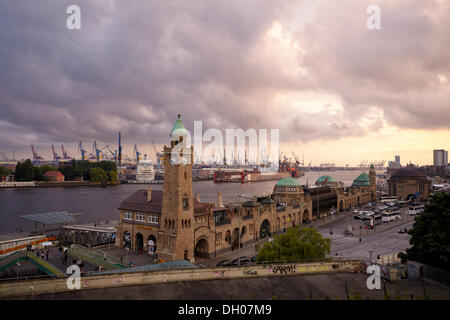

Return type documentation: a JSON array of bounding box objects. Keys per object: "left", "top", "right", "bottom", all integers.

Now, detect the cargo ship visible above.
[{"left": 214, "top": 160, "right": 304, "bottom": 183}]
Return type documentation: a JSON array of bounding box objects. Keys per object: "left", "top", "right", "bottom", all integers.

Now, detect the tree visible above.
[
  {"left": 406, "top": 193, "right": 450, "bottom": 271},
  {"left": 14, "top": 159, "right": 35, "bottom": 181},
  {"left": 257, "top": 227, "right": 331, "bottom": 263},
  {"left": 0, "top": 165, "right": 11, "bottom": 177},
  {"left": 89, "top": 167, "right": 107, "bottom": 183},
  {"left": 107, "top": 170, "right": 118, "bottom": 183}
]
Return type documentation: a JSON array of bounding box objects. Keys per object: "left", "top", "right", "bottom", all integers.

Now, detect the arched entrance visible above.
[
  {"left": 123, "top": 230, "right": 131, "bottom": 249},
  {"left": 357, "top": 196, "right": 360, "bottom": 206},
  {"left": 303, "top": 209, "right": 310, "bottom": 223},
  {"left": 339, "top": 200, "right": 344, "bottom": 212},
  {"left": 370, "top": 193, "right": 375, "bottom": 202},
  {"left": 135, "top": 233, "right": 143, "bottom": 252},
  {"left": 148, "top": 235, "right": 157, "bottom": 256},
  {"left": 260, "top": 219, "right": 270, "bottom": 238},
  {"left": 195, "top": 238, "right": 209, "bottom": 258}
]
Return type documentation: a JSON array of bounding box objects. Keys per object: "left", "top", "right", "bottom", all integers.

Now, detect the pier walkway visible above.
[
  {"left": 0, "top": 251, "right": 65, "bottom": 278},
  {"left": 67, "top": 246, "right": 127, "bottom": 270}
]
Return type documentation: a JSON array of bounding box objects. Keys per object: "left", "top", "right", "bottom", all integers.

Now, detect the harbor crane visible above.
[
  {"left": 101, "top": 145, "right": 117, "bottom": 161},
  {"left": 51, "top": 145, "right": 61, "bottom": 163},
  {"left": 61, "top": 145, "right": 71, "bottom": 160},
  {"left": 117, "top": 132, "right": 122, "bottom": 168},
  {"left": 291, "top": 152, "right": 300, "bottom": 165},
  {"left": 31, "top": 145, "right": 44, "bottom": 164},
  {"left": 134, "top": 144, "right": 141, "bottom": 164},
  {"left": 92, "top": 140, "right": 102, "bottom": 161},
  {"left": 78, "top": 142, "right": 88, "bottom": 160}
]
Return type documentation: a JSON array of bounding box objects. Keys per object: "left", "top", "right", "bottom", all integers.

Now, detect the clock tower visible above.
[{"left": 157, "top": 114, "right": 195, "bottom": 262}]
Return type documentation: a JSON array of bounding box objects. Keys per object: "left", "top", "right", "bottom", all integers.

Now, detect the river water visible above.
[{"left": 0, "top": 170, "right": 376, "bottom": 233}]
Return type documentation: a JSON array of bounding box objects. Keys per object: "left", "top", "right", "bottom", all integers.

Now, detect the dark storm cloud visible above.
[{"left": 0, "top": 0, "right": 449, "bottom": 159}]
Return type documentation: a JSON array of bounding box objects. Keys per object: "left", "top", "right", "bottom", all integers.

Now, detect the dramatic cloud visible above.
[{"left": 0, "top": 0, "right": 449, "bottom": 161}]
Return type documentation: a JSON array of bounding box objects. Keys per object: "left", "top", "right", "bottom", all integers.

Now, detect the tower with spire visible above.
[{"left": 157, "top": 114, "right": 195, "bottom": 262}]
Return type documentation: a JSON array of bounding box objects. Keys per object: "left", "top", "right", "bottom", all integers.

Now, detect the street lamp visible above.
[{"left": 238, "top": 208, "right": 241, "bottom": 266}]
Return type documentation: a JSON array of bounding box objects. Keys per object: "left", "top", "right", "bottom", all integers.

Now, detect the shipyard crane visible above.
[
  {"left": 92, "top": 140, "right": 102, "bottom": 161},
  {"left": 101, "top": 145, "right": 117, "bottom": 161},
  {"left": 51, "top": 145, "right": 61, "bottom": 163},
  {"left": 134, "top": 144, "right": 141, "bottom": 164},
  {"left": 31, "top": 145, "right": 44, "bottom": 164},
  {"left": 291, "top": 152, "right": 300, "bottom": 165},
  {"left": 61, "top": 145, "right": 71, "bottom": 160},
  {"left": 78, "top": 142, "right": 88, "bottom": 160},
  {"left": 117, "top": 132, "right": 122, "bottom": 168}
]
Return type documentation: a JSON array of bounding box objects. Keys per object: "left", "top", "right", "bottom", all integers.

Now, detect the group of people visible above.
[
  {"left": 35, "top": 248, "right": 49, "bottom": 260},
  {"left": 58, "top": 246, "right": 69, "bottom": 265},
  {"left": 94, "top": 264, "right": 104, "bottom": 272}
]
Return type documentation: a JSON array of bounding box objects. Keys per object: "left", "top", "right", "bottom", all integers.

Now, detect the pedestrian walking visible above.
[
  {"left": 103, "top": 253, "right": 106, "bottom": 261},
  {"left": 41, "top": 251, "right": 45, "bottom": 260},
  {"left": 36, "top": 250, "right": 40, "bottom": 257},
  {"left": 45, "top": 249, "right": 49, "bottom": 260},
  {"left": 58, "top": 246, "right": 62, "bottom": 257},
  {"left": 64, "top": 253, "right": 68, "bottom": 264}
]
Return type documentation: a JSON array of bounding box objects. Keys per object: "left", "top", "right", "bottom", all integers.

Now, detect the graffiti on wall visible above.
[
  {"left": 265, "top": 264, "right": 296, "bottom": 274},
  {"left": 243, "top": 269, "right": 258, "bottom": 275}
]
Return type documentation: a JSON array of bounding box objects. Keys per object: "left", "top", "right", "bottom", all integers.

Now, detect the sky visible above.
[{"left": 0, "top": 0, "right": 449, "bottom": 166}]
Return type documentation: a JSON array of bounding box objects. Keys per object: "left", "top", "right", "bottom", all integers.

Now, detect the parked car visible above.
[
  {"left": 250, "top": 255, "right": 257, "bottom": 262},
  {"left": 398, "top": 228, "right": 408, "bottom": 234},
  {"left": 232, "top": 256, "right": 249, "bottom": 266}
]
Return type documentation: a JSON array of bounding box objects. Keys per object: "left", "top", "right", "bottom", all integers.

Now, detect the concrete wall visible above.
[
  {"left": 0, "top": 181, "right": 37, "bottom": 188},
  {"left": 0, "top": 259, "right": 364, "bottom": 299}
]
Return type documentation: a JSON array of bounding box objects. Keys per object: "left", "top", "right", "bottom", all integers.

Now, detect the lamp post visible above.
[{"left": 238, "top": 208, "right": 241, "bottom": 266}]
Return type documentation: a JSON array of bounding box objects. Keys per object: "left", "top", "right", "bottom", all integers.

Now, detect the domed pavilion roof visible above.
[
  {"left": 352, "top": 173, "right": 371, "bottom": 187},
  {"left": 276, "top": 177, "right": 300, "bottom": 186}
]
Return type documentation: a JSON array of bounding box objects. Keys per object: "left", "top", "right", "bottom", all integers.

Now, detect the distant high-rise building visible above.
[
  {"left": 388, "top": 155, "right": 401, "bottom": 169},
  {"left": 433, "top": 149, "right": 448, "bottom": 167}
]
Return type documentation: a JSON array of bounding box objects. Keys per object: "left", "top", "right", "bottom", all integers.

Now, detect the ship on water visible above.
[
  {"left": 214, "top": 159, "right": 304, "bottom": 183},
  {"left": 135, "top": 159, "right": 155, "bottom": 183}
]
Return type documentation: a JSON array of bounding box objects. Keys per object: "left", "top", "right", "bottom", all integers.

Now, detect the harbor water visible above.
[{"left": 0, "top": 170, "right": 378, "bottom": 233}]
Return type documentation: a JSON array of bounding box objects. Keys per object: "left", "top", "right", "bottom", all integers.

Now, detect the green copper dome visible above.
[
  {"left": 276, "top": 177, "right": 300, "bottom": 186},
  {"left": 170, "top": 114, "right": 189, "bottom": 137},
  {"left": 352, "top": 173, "right": 371, "bottom": 187}
]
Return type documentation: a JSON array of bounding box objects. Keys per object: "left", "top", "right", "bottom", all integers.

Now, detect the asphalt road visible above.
[{"left": 317, "top": 206, "right": 416, "bottom": 259}]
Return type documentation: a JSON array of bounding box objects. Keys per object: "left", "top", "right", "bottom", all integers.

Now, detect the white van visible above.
[
  {"left": 408, "top": 205, "right": 424, "bottom": 216},
  {"left": 382, "top": 211, "right": 401, "bottom": 222}
]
